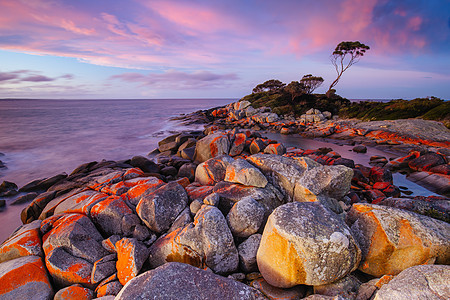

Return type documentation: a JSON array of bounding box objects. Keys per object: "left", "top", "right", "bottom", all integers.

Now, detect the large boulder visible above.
[
  {"left": 54, "top": 284, "right": 94, "bottom": 300},
  {"left": 408, "top": 152, "right": 446, "bottom": 172},
  {"left": 124, "top": 177, "right": 165, "bottom": 206},
  {"left": 257, "top": 202, "right": 361, "bottom": 287},
  {"left": 229, "top": 133, "right": 247, "bottom": 156},
  {"left": 116, "top": 262, "right": 265, "bottom": 300},
  {"left": 247, "top": 154, "right": 319, "bottom": 201},
  {"left": 53, "top": 191, "right": 107, "bottom": 216},
  {"left": 136, "top": 182, "right": 188, "bottom": 233},
  {"left": 347, "top": 203, "right": 450, "bottom": 277},
  {"left": 374, "top": 265, "right": 450, "bottom": 300},
  {"left": 0, "top": 255, "right": 54, "bottom": 299},
  {"left": 0, "top": 220, "right": 43, "bottom": 263},
  {"left": 195, "top": 156, "right": 233, "bottom": 186},
  {"left": 194, "top": 132, "right": 230, "bottom": 163},
  {"left": 148, "top": 205, "right": 239, "bottom": 274}
]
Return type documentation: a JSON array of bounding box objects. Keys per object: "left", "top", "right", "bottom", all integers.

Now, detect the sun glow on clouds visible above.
[{"left": 0, "top": 0, "right": 449, "bottom": 98}]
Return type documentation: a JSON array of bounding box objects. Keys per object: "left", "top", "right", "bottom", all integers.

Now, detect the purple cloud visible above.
[
  {"left": 111, "top": 70, "right": 239, "bottom": 89},
  {"left": 21, "top": 75, "right": 54, "bottom": 82},
  {"left": 0, "top": 72, "right": 19, "bottom": 81}
]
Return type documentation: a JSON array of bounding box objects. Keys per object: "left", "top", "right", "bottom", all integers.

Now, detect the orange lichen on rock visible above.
[
  {"left": 54, "top": 284, "right": 94, "bottom": 300},
  {"left": 0, "top": 220, "right": 42, "bottom": 263},
  {"left": 0, "top": 255, "right": 53, "bottom": 298},
  {"left": 349, "top": 203, "right": 450, "bottom": 277}
]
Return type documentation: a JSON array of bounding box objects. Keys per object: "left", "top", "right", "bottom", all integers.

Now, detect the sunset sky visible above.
[{"left": 0, "top": 0, "right": 449, "bottom": 100}]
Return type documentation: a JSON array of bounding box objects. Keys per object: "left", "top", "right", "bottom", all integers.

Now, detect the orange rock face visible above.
[
  {"left": 0, "top": 220, "right": 42, "bottom": 263},
  {"left": 116, "top": 238, "right": 149, "bottom": 285},
  {"left": 348, "top": 203, "right": 450, "bottom": 277},
  {"left": 54, "top": 284, "right": 94, "bottom": 300},
  {"left": 0, "top": 255, "right": 53, "bottom": 299}
]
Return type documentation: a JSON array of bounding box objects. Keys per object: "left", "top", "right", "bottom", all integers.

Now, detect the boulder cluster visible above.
[{"left": 1, "top": 101, "right": 449, "bottom": 299}]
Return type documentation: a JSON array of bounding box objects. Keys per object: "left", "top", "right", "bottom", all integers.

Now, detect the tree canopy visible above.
[
  {"left": 284, "top": 81, "right": 305, "bottom": 103},
  {"left": 300, "top": 74, "right": 324, "bottom": 94},
  {"left": 327, "top": 41, "right": 370, "bottom": 94},
  {"left": 252, "top": 79, "right": 286, "bottom": 94}
]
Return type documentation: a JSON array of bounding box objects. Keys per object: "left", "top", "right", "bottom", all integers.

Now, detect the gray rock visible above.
[
  {"left": 238, "top": 234, "right": 262, "bottom": 273},
  {"left": 189, "top": 199, "right": 203, "bottom": 215},
  {"left": 167, "top": 207, "right": 192, "bottom": 234},
  {"left": 91, "top": 254, "right": 117, "bottom": 284},
  {"left": 129, "top": 156, "right": 160, "bottom": 173},
  {"left": 295, "top": 165, "right": 353, "bottom": 202},
  {"left": 224, "top": 159, "right": 268, "bottom": 188},
  {"left": 177, "top": 163, "right": 197, "bottom": 182},
  {"left": 148, "top": 205, "right": 239, "bottom": 274},
  {"left": 136, "top": 182, "right": 188, "bottom": 233},
  {"left": 0, "top": 255, "right": 54, "bottom": 299},
  {"left": 227, "top": 198, "right": 265, "bottom": 238},
  {"left": 132, "top": 224, "right": 150, "bottom": 241},
  {"left": 0, "top": 220, "right": 43, "bottom": 263},
  {"left": 203, "top": 192, "right": 220, "bottom": 207},
  {"left": 257, "top": 202, "right": 361, "bottom": 287},
  {"left": 116, "top": 262, "right": 265, "bottom": 300},
  {"left": 374, "top": 265, "right": 450, "bottom": 300},
  {"left": 194, "top": 132, "right": 230, "bottom": 163},
  {"left": 247, "top": 154, "right": 320, "bottom": 201},
  {"left": 314, "top": 274, "right": 361, "bottom": 299},
  {"left": 10, "top": 192, "right": 38, "bottom": 205},
  {"left": 121, "top": 213, "right": 141, "bottom": 236},
  {"left": 91, "top": 196, "right": 134, "bottom": 236},
  {"left": 42, "top": 213, "right": 108, "bottom": 264}
]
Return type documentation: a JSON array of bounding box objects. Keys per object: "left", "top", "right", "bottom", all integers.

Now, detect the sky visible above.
[{"left": 0, "top": 0, "right": 449, "bottom": 100}]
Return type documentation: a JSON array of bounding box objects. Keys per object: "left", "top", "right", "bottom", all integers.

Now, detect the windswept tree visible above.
[
  {"left": 284, "top": 81, "right": 305, "bottom": 104},
  {"left": 300, "top": 74, "right": 324, "bottom": 94},
  {"left": 252, "top": 79, "right": 286, "bottom": 94},
  {"left": 327, "top": 41, "right": 370, "bottom": 94}
]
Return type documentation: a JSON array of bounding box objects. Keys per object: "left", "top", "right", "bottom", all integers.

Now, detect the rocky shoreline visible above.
[{"left": 0, "top": 100, "right": 449, "bottom": 299}]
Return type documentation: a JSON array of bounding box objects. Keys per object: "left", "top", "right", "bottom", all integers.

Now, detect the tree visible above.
[
  {"left": 253, "top": 79, "right": 286, "bottom": 94},
  {"left": 284, "top": 81, "right": 305, "bottom": 104},
  {"left": 327, "top": 41, "right": 370, "bottom": 94},
  {"left": 300, "top": 74, "right": 324, "bottom": 94}
]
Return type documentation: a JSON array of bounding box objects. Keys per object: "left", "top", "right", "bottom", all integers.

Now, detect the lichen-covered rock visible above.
[
  {"left": 0, "top": 220, "right": 43, "bottom": 263},
  {"left": 224, "top": 159, "right": 268, "bottom": 188},
  {"left": 0, "top": 255, "right": 53, "bottom": 300},
  {"left": 54, "top": 191, "right": 107, "bottom": 216},
  {"left": 95, "top": 273, "right": 123, "bottom": 298},
  {"left": 238, "top": 234, "right": 262, "bottom": 273},
  {"left": 247, "top": 154, "right": 319, "bottom": 201},
  {"left": 195, "top": 155, "right": 233, "bottom": 186},
  {"left": 257, "top": 202, "right": 361, "bottom": 287},
  {"left": 227, "top": 198, "right": 265, "bottom": 238},
  {"left": 148, "top": 205, "right": 239, "bottom": 274},
  {"left": 136, "top": 182, "right": 188, "bottom": 233},
  {"left": 264, "top": 143, "right": 286, "bottom": 155},
  {"left": 194, "top": 132, "right": 230, "bottom": 163},
  {"left": 408, "top": 152, "right": 447, "bottom": 172},
  {"left": 90, "top": 196, "right": 134, "bottom": 236},
  {"left": 42, "top": 213, "right": 108, "bottom": 265},
  {"left": 249, "top": 138, "right": 267, "bottom": 155},
  {"left": 374, "top": 265, "right": 450, "bottom": 300},
  {"left": 115, "top": 238, "right": 149, "bottom": 286},
  {"left": 295, "top": 165, "right": 353, "bottom": 202},
  {"left": 347, "top": 203, "right": 450, "bottom": 277},
  {"left": 54, "top": 284, "right": 94, "bottom": 300},
  {"left": 229, "top": 133, "right": 247, "bottom": 156},
  {"left": 45, "top": 247, "right": 93, "bottom": 287},
  {"left": 116, "top": 262, "right": 265, "bottom": 300},
  {"left": 124, "top": 177, "right": 165, "bottom": 206}
]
